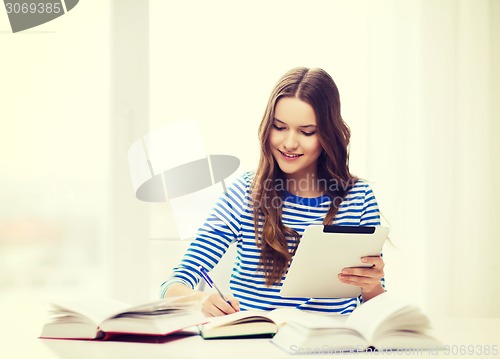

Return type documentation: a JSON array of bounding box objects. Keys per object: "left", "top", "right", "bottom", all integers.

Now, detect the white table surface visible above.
[
  {"left": 1, "top": 290, "right": 498, "bottom": 359},
  {"left": 35, "top": 317, "right": 500, "bottom": 359}
]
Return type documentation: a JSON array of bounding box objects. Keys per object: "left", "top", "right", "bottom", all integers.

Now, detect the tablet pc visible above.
[{"left": 280, "top": 225, "right": 388, "bottom": 298}]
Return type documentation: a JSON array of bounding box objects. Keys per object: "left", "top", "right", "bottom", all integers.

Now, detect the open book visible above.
[
  {"left": 39, "top": 295, "right": 206, "bottom": 340},
  {"left": 271, "top": 292, "right": 442, "bottom": 353},
  {"left": 199, "top": 308, "right": 314, "bottom": 339}
]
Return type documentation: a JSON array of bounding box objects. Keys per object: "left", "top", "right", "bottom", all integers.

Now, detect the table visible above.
[{"left": 39, "top": 317, "right": 500, "bottom": 359}]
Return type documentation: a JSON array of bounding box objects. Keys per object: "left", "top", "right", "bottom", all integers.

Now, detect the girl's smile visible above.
[{"left": 278, "top": 149, "right": 303, "bottom": 160}]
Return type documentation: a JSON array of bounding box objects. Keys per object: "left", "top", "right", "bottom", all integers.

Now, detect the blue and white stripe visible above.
[{"left": 160, "top": 172, "right": 382, "bottom": 314}]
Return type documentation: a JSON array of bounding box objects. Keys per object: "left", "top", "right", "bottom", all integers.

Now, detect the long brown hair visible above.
[{"left": 251, "top": 67, "right": 358, "bottom": 286}]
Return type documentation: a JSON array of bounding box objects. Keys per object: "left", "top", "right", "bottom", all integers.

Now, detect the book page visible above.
[
  {"left": 288, "top": 310, "right": 351, "bottom": 329},
  {"left": 201, "top": 310, "right": 272, "bottom": 330},
  {"left": 346, "top": 292, "right": 412, "bottom": 341},
  {"left": 202, "top": 308, "right": 350, "bottom": 332},
  {"left": 49, "top": 297, "right": 130, "bottom": 325},
  {"left": 114, "top": 295, "right": 199, "bottom": 316},
  {"left": 266, "top": 308, "right": 303, "bottom": 326}
]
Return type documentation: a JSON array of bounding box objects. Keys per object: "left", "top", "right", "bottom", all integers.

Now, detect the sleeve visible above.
[
  {"left": 359, "top": 182, "right": 381, "bottom": 226},
  {"left": 159, "top": 173, "right": 252, "bottom": 298},
  {"left": 358, "top": 182, "right": 385, "bottom": 303}
]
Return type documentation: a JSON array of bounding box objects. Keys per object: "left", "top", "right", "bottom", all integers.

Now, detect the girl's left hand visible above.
[{"left": 338, "top": 255, "right": 384, "bottom": 293}]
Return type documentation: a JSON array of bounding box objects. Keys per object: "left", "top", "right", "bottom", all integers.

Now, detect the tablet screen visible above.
[{"left": 280, "top": 225, "right": 388, "bottom": 298}]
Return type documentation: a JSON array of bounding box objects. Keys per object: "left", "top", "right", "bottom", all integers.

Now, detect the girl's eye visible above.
[
  {"left": 272, "top": 124, "right": 286, "bottom": 131},
  {"left": 302, "top": 131, "right": 316, "bottom": 137}
]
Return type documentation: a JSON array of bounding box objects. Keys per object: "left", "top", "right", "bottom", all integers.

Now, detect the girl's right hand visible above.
[{"left": 201, "top": 293, "right": 240, "bottom": 317}]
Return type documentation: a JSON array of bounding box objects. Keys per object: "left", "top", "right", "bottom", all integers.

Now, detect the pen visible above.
[{"left": 198, "top": 266, "right": 232, "bottom": 306}]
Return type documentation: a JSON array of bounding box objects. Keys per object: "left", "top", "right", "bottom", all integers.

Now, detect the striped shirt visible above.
[{"left": 160, "top": 172, "right": 382, "bottom": 314}]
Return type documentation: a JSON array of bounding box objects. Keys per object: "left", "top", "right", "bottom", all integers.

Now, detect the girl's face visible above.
[{"left": 269, "top": 97, "right": 323, "bottom": 181}]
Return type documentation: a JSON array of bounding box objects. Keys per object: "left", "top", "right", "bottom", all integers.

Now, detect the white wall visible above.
[
  {"left": 0, "top": 1, "right": 111, "bottom": 357},
  {"left": 148, "top": 0, "right": 371, "bottom": 178},
  {"left": 418, "top": 0, "right": 499, "bottom": 317},
  {"left": 0, "top": 0, "right": 111, "bottom": 296}
]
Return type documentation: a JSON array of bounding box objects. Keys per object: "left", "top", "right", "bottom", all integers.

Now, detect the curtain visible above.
[{"left": 367, "top": 0, "right": 499, "bottom": 317}]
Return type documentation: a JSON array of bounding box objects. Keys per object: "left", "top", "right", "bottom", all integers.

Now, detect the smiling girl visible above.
[{"left": 161, "top": 67, "right": 385, "bottom": 317}]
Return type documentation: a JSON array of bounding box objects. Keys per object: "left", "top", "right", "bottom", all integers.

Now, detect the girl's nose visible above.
[{"left": 283, "top": 132, "right": 298, "bottom": 151}]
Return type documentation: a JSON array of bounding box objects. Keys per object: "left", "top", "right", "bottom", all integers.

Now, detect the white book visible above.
[
  {"left": 39, "top": 295, "right": 206, "bottom": 340},
  {"left": 271, "top": 292, "right": 442, "bottom": 354},
  {"left": 198, "top": 307, "right": 316, "bottom": 339}
]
